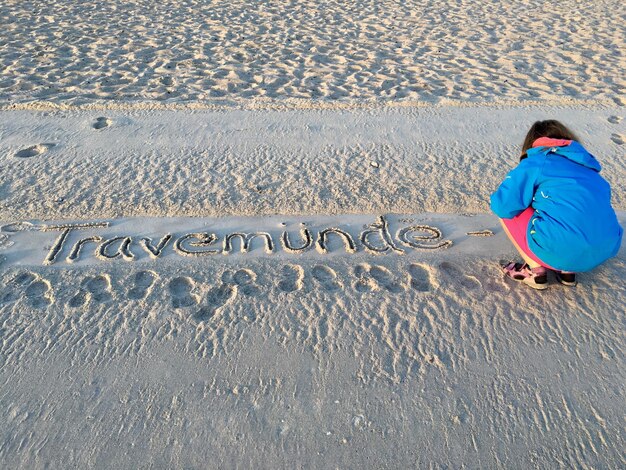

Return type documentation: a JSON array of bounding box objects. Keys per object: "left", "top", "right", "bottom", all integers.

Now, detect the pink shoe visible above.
[{"left": 502, "top": 262, "right": 549, "bottom": 290}]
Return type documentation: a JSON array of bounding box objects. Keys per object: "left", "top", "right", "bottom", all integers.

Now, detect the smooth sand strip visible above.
[
  {"left": 2, "top": 213, "right": 625, "bottom": 269},
  {"left": 1, "top": 105, "right": 624, "bottom": 222}
]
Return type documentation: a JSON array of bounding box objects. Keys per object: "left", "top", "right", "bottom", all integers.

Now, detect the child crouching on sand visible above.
[{"left": 490, "top": 120, "right": 623, "bottom": 289}]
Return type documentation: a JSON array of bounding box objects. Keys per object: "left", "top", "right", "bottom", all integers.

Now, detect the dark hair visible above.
[{"left": 520, "top": 120, "right": 580, "bottom": 160}]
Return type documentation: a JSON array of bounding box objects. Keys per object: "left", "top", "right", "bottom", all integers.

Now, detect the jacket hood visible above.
[{"left": 528, "top": 138, "right": 601, "bottom": 172}]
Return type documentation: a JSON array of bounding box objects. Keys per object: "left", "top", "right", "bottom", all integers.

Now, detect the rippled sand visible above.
[{"left": 1, "top": 0, "right": 624, "bottom": 107}]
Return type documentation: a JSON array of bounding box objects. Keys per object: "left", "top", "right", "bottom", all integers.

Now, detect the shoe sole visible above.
[
  {"left": 522, "top": 279, "right": 549, "bottom": 290},
  {"left": 503, "top": 273, "right": 549, "bottom": 290}
]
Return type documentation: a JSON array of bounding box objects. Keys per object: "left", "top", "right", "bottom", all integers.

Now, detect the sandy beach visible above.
[
  {"left": 1, "top": 1, "right": 625, "bottom": 468},
  {"left": 2, "top": 0, "right": 625, "bottom": 108}
]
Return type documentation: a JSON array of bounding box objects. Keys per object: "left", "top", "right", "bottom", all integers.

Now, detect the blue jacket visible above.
[{"left": 490, "top": 141, "right": 623, "bottom": 272}]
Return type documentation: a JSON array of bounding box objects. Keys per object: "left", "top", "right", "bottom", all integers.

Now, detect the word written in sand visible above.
[{"left": 38, "top": 216, "right": 453, "bottom": 265}]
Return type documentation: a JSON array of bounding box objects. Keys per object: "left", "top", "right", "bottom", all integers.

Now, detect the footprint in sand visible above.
[
  {"left": 15, "top": 143, "right": 55, "bottom": 158},
  {"left": 607, "top": 115, "right": 621, "bottom": 124},
  {"left": 439, "top": 262, "right": 481, "bottom": 290},
  {"left": 610, "top": 134, "right": 624, "bottom": 145},
  {"left": 68, "top": 289, "right": 89, "bottom": 308},
  {"left": 312, "top": 265, "right": 341, "bottom": 292},
  {"left": 168, "top": 276, "right": 198, "bottom": 309},
  {"left": 353, "top": 264, "right": 377, "bottom": 293},
  {"left": 277, "top": 264, "right": 304, "bottom": 293},
  {"left": 353, "top": 264, "right": 403, "bottom": 293},
  {"left": 3, "top": 273, "right": 39, "bottom": 304},
  {"left": 408, "top": 263, "right": 433, "bottom": 292},
  {"left": 93, "top": 117, "right": 112, "bottom": 130},
  {"left": 24, "top": 279, "right": 53, "bottom": 308},
  {"left": 82, "top": 275, "right": 114, "bottom": 303},
  {"left": 194, "top": 284, "right": 237, "bottom": 322},
  {"left": 11, "top": 272, "right": 37, "bottom": 286},
  {"left": 369, "top": 265, "right": 404, "bottom": 293},
  {"left": 127, "top": 270, "right": 157, "bottom": 300},
  {"left": 231, "top": 268, "right": 260, "bottom": 297},
  {"left": 0, "top": 272, "right": 53, "bottom": 308},
  {"left": 0, "top": 287, "right": 21, "bottom": 304}
]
